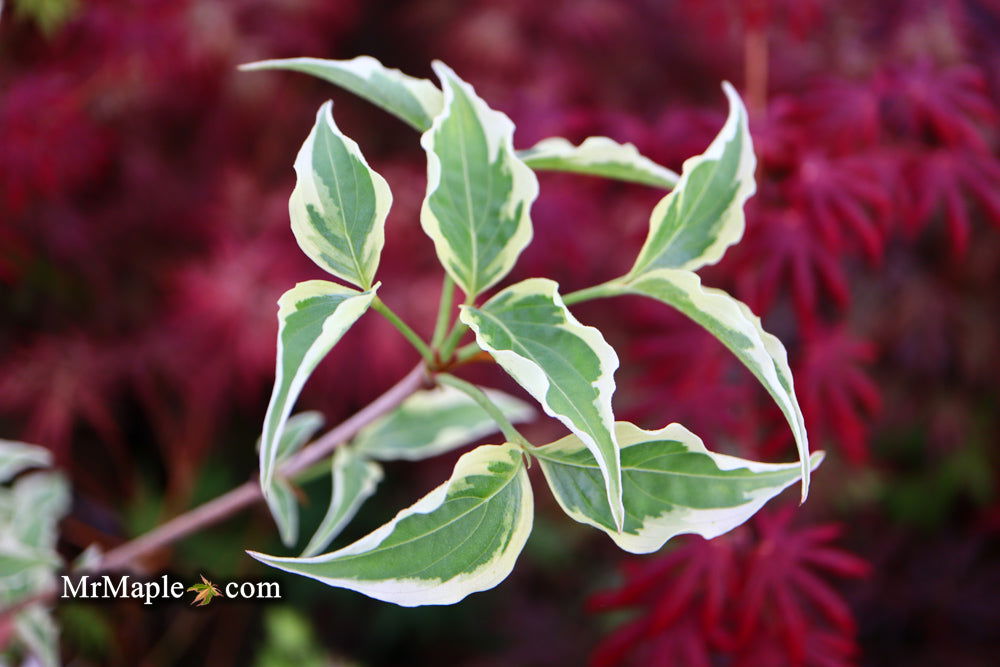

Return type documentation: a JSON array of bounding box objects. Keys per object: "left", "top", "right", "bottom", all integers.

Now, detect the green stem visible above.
[
  {"left": 371, "top": 298, "right": 434, "bottom": 363},
  {"left": 436, "top": 374, "right": 530, "bottom": 448},
  {"left": 438, "top": 317, "right": 468, "bottom": 362},
  {"left": 455, "top": 342, "right": 485, "bottom": 364},
  {"left": 431, "top": 275, "right": 455, "bottom": 349},
  {"left": 561, "top": 279, "right": 624, "bottom": 306}
]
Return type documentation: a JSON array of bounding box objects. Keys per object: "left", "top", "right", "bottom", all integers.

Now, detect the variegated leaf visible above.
[
  {"left": 290, "top": 102, "right": 391, "bottom": 289},
  {"left": 259, "top": 412, "right": 323, "bottom": 547},
  {"left": 8, "top": 472, "right": 69, "bottom": 550},
  {"left": 0, "top": 439, "right": 51, "bottom": 483},
  {"left": 14, "top": 605, "right": 59, "bottom": 667},
  {"left": 249, "top": 443, "right": 532, "bottom": 607},
  {"left": 272, "top": 411, "right": 325, "bottom": 462},
  {"left": 517, "top": 136, "right": 679, "bottom": 189},
  {"left": 240, "top": 56, "right": 443, "bottom": 131},
  {"left": 0, "top": 540, "right": 59, "bottom": 579},
  {"left": 460, "top": 279, "right": 625, "bottom": 530},
  {"left": 420, "top": 61, "right": 538, "bottom": 300},
  {"left": 260, "top": 281, "right": 376, "bottom": 500},
  {"left": 265, "top": 479, "right": 299, "bottom": 548},
  {"left": 301, "top": 447, "right": 383, "bottom": 557},
  {"left": 537, "top": 422, "right": 824, "bottom": 554},
  {"left": 628, "top": 82, "right": 755, "bottom": 276},
  {"left": 352, "top": 385, "right": 535, "bottom": 461},
  {"left": 603, "top": 269, "right": 812, "bottom": 499},
  {"left": 1, "top": 471, "right": 66, "bottom": 582}
]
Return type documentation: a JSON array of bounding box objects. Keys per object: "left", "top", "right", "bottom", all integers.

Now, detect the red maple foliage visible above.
[
  {"left": 589, "top": 509, "right": 870, "bottom": 667},
  {"left": 1, "top": 0, "right": 998, "bottom": 663}
]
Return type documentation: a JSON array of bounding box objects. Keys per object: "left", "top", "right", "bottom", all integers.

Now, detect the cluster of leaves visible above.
[
  {"left": 0, "top": 440, "right": 69, "bottom": 667},
  {"left": 242, "top": 56, "right": 820, "bottom": 606},
  {"left": 588, "top": 508, "right": 870, "bottom": 667},
  {"left": 3, "top": 0, "right": 998, "bottom": 662}
]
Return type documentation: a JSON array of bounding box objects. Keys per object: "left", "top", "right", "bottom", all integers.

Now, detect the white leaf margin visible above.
[
  {"left": 240, "top": 56, "right": 444, "bottom": 131},
  {"left": 630, "top": 81, "right": 756, "bottom": 276},
  {"left": 617, "top": 268, "right": 812, "bottom": 500},
  {"left": 290, "top": 102, "right": 392, "bottom": 290},
  {"left": 419, "top": 60, "right": 538, "bottom": 299},
  {"left": 518, "top": 136, "right": 679, "bottom": 189},
  {"left": 260, "top": 280, "right": 378, "bottom": 501},
  {"left": 352, "top": 385, "right": 536, "bottom": 461},
  {"left": 249, "top": 443, "right": 533, "bottom": 607},
  {"left": 300, "top": 447, "right": 384, "bottom": 557},
  {"left": 0, "top": 439, "right": 52, "bottom": 483},
  {"left": 459, "top": 278, "right": 625, "bottom": 531},
  {"left": 538, "top": 421, "right": 824, "bottom": 554}
]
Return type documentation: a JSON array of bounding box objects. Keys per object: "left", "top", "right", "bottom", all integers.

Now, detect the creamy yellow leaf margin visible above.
[
  {"left": 460, "top": 279, "right": 625, "bottom": 531},
  {"left": 240, "top": 56, "right": 444, "bottom": 131},
  {"left": 301, "top": 447, "right": 384, "bottom": 557},
  {"left": 419, "top": 61, "right": 538, "bottom": 300},
  {"left": 260, "top": 281, "right": 377, "bottom": 501},
  {"left": 606, "top": 269, "right": 811, "bottom": 499},
  {"left": 249, "top": 443, "right": 533, "bottom": 607},
  {"left": 518, "top": 136, "right": 680, "bottom": 189},
  {"left": 629, "top": 82, "right": 756, "bottom": 276},
  {"left": 352, "top": 385, "right": 535, "bottom": 461},
  {"left": 290, "top": 102, "right": 391, "bottom": 290},
  {"left": 537, "top": 422, "right": 824, "bottom": 554}
]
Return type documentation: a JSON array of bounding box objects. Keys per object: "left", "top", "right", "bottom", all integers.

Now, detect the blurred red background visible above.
[{"left": 2, "top": 0, "right": 999, "bottom": 664}]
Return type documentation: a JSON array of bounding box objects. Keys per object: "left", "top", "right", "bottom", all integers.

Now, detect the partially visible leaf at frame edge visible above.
[
  {"left": 420, "top": 61, "right": 538, "bottom": 300},
  {"left": 517, "top": 136, "right": 679, "bottom": 189},
  {"left": 352, "top": 385, "right": 535, "bottom": 461},
  {"left": 300, "top": 447, "right": 383, "bottom": 557},
  {"left": 9, "top": 471, "right": 70, "bottom": 549},
  {"left": 260, "top": 281, "right": 377, "bottom": 503},
  {"left": 289, "top": 102, "right": 392, "bottom": 290},
  {"left": 14, "top": 605, "right": 60, "bottom": 667},
  {"left": 0, "top": 540, "right": 59, "bottom": 578},
  {"left": 628, "top": 82, "right": 756, "bottom": 276},
  {"left": 249, "top": 443, "right": 533, "bottom": 607},
  {"left": 604, "top": 269, "right": 812, "bottom": 499},
  {"left": 0, "top": 439, "right": 52, "bottom": 483},
  {"left": 537, "top": 421, "right": 824, "bottom": 554},
  {"left": 460, "top": 278, "right": 625, "bottom": 531},
  {"left": 239, "top": 56, "right": 444, "bottom": 131}
]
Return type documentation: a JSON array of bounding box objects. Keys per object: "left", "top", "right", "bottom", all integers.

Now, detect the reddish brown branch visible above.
[{"left": 95, "top": 363, "right": 428, "bottom": 573}]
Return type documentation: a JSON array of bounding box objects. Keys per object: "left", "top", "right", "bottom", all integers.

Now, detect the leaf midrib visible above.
[
  {"left": 323, "top": 459, "right": 521, "bottom": 564},
  {"left": 637, "top": 118, "right": 743, "bottom": 273},
  {"left": 537, "top": 448, "right": 797, "bottom": 480},
  {"left": 319, "top": 123, "right": 369, "bottom": 287},
  {"left": 473, "top": 307, "right": 613, "bottom": 462}
]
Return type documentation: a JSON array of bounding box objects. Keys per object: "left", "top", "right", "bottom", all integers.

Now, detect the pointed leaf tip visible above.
[
  {"left": 603, "top": 270, "right": 811, "bottom": 509},
  {"left": 260, "top": 281, "right": 376, "bottom": 504},
  {"left": 237, "top": 56, "right": 443, "bottom": 130},
  {"left": 251, "top": 443, "right": 533, "bottom": 607},
  {"left": 419, "top": 63, "right": 537, "bottom": 300},
  {"left": 460, "top": 279, "right": 625, "bottom": 531},
  {"left": 518, "top": 136, "right": 679, "bottom": 189},
  {"left": 538, "top": 422, "right": 822, "bottom": 554},
  {"left": 628, "top": 81, "right": 756, "bottom": 276},
  {"left": 290, "top": 103, "right": 391, "bottom": 289}
]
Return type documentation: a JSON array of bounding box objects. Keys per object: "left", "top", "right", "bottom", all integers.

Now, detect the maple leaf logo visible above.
[{"left": 187, "top": 575, "right": 223, "bottom": 607}]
